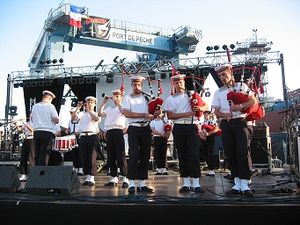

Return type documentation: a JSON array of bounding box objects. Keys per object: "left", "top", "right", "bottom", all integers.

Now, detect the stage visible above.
[{"left": 0, "top": 167, "right": 299, "bottom": 225}]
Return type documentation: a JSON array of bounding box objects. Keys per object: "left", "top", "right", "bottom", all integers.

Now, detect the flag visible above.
[{"left": 69, "top": 5, "right": 83, "bottom": 28}]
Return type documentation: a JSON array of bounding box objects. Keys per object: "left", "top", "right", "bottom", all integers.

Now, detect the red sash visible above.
[{"left": 191, "top": 92, "right": 205, "bottom": 120}]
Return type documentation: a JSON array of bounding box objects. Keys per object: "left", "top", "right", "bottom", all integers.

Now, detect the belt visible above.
[
  {"left": 80, "top": 132, "right": 97, "bottom": 136},
  {"left": 174, "top": 120, "right": 199, "bottom": 125},
  {"left": 130, "top": 122, "right": 149, "bottom": 127}
]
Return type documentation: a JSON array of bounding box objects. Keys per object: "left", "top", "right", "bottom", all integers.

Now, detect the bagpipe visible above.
[
  {"left": 189, "top": 74, "right": 206, "bottom": 120},
  {"left": 147, "top": 77, "right": 164, "bottom": 115},
  {"left": 227, "top": 65, "right": 265, "bottom": 121}
]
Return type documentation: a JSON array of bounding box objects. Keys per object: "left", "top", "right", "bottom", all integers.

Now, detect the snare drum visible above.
[{"left": 54, "top": 135, "right": 77, "bottom": 151}]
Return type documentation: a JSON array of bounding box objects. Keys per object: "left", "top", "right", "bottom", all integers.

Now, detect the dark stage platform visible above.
[{"left": 0, "top": 167, "right": 299, "bottom": 225}]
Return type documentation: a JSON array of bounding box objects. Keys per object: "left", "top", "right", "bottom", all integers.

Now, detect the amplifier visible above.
[
  {"left": 253, "top": 123, "right": 270, "bottom": 138},
  {"left": 250, "top": 136, "right": 272, "bottom": 170}
]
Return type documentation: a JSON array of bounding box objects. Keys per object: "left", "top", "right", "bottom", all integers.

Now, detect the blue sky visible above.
[{"left": 1, "top": 0, "right": 300, "bottom": 119}]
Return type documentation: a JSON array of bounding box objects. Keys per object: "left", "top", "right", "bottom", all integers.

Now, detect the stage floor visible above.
[{"left": 1, "top": 167, "right": 300, "bottom": 225}]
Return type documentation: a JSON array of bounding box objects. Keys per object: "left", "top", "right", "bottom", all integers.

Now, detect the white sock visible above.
[
  {"left": 110, "top": 176, "right": 118, "bottom": 183},
  {"left": 157, "top": 168, "right": 163, "bottom": 173},
  {"left": 129, "top": 180, "right": 135, "bottom": 188},
  {"left": 232, "top": 177, "right": 241, "bottom": 191},
  {"left": 85, "top": 175, "right": 91, "bottom": 182},
  {"left": 123, "top": 177, "right": 129, "bottom": 183},
  {"left": 191, "top": 177, "right": 200, "bottom": 188},
  {"left": 90, "top": 175, "right": 95, "bottom": 183},
  {"left": 78, "top": 168, "right": 83, "bottom": 174},
  {"left": 183, "top": 177, "right": 191, "bottom": 187},
  {"left": 162, "top": 168, "right": 167, "bottom": 173},
  {"left": 240, "top": 179, "right": 250, "bottom": 191},
  {"left": 139, "top": 180, "right": 145, "bottom": 187}
]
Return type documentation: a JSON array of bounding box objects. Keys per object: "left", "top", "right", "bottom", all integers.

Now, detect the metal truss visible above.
[{"left": 10, "top": 50, "right": 281, "bottom": 83}]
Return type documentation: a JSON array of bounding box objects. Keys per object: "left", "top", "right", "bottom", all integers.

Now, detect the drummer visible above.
[{"left": 71, "top": 96, "right": 100, "bottom": 186}]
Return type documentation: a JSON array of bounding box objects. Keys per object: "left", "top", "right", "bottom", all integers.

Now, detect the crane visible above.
[{"left": 28, "top": 3, "right": 202, "bottom": 70}]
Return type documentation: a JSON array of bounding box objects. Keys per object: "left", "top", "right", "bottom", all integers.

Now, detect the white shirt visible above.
[
  {"left": 103, "top": 106, "right": 126, "bottom": 131},
  {"left": 211, "top": 82, "right": 253, "bottom": 119},
  {"left": 150, "top": 118, "right": 165, "bottom": 137},
  {"left": 32, "top": 101, "right": 59, "bottom": 134},
  {"left": 77, "top": 111, "right": 100, "bottom": 133},
  {"left": 122, "top": 94, "right": 148, "bottom": 124}
]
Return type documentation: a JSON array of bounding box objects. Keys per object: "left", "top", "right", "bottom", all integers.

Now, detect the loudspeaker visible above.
[
  {"left": 25, "top": 166, "right": 80, "bottom": 194},
  {"left": 250, "top": 136, "right": 272, "bottom": 169},
  {"left": 0, "top": 166, "right": 21, "bottom": 192}
]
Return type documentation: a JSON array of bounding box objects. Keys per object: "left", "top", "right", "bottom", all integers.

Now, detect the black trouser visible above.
[
  {"left": 153, "top": 136, "right": 168, "bottom": 168},
  {"left": 127, "top": 125, "right": 152, "bottom": 180},
  {"left": 204, "top": 134, "right": 218, "bottom": 170},
  {"left": 79, "top": 135, "right": 98, "bottom": 176},
  {"left": 19, "top": 138, "right": 35, "bottom": 174},
  {"left": 172, "top": 124, "right": 200, "bottom": 178},
  {"left": 106, "top": 129, "right": 127, "bottom": 177},
  {"left": 220, "top": 118, "right": 251, "bottom": 180},
  {"left": 34, "top": 131, "right": 55, "bottom": 166}
]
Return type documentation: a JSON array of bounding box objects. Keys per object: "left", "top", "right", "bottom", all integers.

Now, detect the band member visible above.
[
  {"left": 150, "top": 106, "right": 171, "bottom": 175},
  {"left": 211, "top": 63, "right": 257, "bottom": 197},
  {"left": 72, "top": 96, "right": 100, "bottom": 186},
  {"left": 98, "top": 89, "right": 129, "bottom": 188},
  {"left": 122, "top": 75, "right": 154, "bottom": 194},
  {"left": 67, "top": 109, "right": 83, "bottom": 175},
  {"left": 165, "top": 74, "right": 209, "bottom": 193},
  {"left": 31, "top": 90, "right": 59, "bottom": 166},
  {"left": 19, "top": 113, "right": 35, "bottom": 181}
]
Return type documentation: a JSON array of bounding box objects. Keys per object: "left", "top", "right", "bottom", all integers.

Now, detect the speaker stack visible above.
[
  {"left": 250, "top": 123, "right": 272, "bottom": 170},
  {"left": 0, "top": 166, "right": 20, "bottom": 192},
  {"left": 25, "top": 166, "right": 80, "bottom": 194}
]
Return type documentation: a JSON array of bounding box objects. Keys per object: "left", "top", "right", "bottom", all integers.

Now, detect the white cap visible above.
[
  {"left": 129, "top": 75, "right": 145, "bottom": 82},
  {"left": 215, "top": 63, "right": 232, "bottom": 73},
  {"left": 42, "top": 90, "right": 56, "bottom": 99},
  {"left": 112, "top": 89, "right": 123, "bottom": 95},
  {"left": 85, "top": 96, "right": 97, "bottom": 103},
  {"left": 170, "top": 74, "right": 186, "bottom": 81}
]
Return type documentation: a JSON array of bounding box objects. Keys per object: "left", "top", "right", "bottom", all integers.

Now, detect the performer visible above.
[
  {"left": 211, "top": 63, "right": 257, "bottom": 197},
  {"left": 165, "top": 74, "right": 209, "bottom": 193},
  {"left": 98, "top": 89, "right": 129, "bottom": 188},
  {"left": 72, "top": 96, "right": 100, "bottom": 186},
  {"left": 31, "top": 90, "right": 59, "bottom": 166},
  {"left": 150, "top": 106, "right": 171, "bottom": 175},
  {"left": 67, "top": 109, "right": 83, "bottom": 176},
  {"left": 122, "top": 75, "right": 154, "bottom": 194},
  {"left": 19, "top": 113, "right": 35, "bottom": 181}
]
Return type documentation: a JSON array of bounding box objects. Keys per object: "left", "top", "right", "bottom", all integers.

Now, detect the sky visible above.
[{"left": 1, "top": 0, "right": 300, "bottom": 121}]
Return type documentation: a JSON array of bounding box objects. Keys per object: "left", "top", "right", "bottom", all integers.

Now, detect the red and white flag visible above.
[{"left": 69, "top": 5, "right": 83, "bottom": 28}]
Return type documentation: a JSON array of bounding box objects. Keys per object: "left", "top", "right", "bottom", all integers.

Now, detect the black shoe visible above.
[
  {"left": 242, "top": 190, "right": 254, "bottom": 197},
  {"left": 122, "top": 182, "right": 129, "bottom": 188},
  {"left": 128, "top": 186, "right": 135, "bottom": 194},
  {"left": 162, "top": 172, "right": 168, "bottom": 175},
  {"left": 88, "top": 181, "right": 95, "bottom": 186},
  {"left": 193, "top": 187, "right": 205, "bottom": 193},
  {"left": 179, "top": 186, "right": 190, "bottom": 193},
  {"left": 206, "top": 173, "right": 215, "bottom": 177},
  {"left": 77, "top": 172, "right": 84, "bottom": 176},
  {"left": 224, "top": 174, "right": 234, "bottom": 180},
  {"left": 104, "top": 182, "right": 118, "bottom": 187},
  {"left": 225, "top": 189, "right": 241, "bottom": 195},
  {"left": 137, "top": 186, "right": 153, "bottom": 193},
  {"left": 154, "top": 172, "right": 162, "bottom": 175},
  {"left": 82, "top": 181, "right": 89, "bottom": 186}
]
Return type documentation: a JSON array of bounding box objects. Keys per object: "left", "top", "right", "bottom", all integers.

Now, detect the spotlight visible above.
[
  {"left": 78, "top": 78, "right": 85, "bottom": 85},
  {"left": 71, "top": 98, "right": 78, "bottom": 108},
  {"left": 222, "top": 45, "right": 228, "bottom": 50},
  {"left": 59, "top": 58, "right": 64, "bottom": 64},
  {"left": 52, "top": 59, "right": 57, "bottom": 64},
  {"left": 160, "top": 72, "right": 167, "bottom": 79},
  {"left": 206, "top": 46, "right": 213, "bottom": 51},
  {"left": 8, "top": 106, "right": 18, "bottom": 116},
  {"left": 95, "top": 59, "right": 104, "bottom": 70},
  {"left": 229, "top": 44, "right": 235, "bottom": 49},
  {"left": 214, "top": 45, "right": 220, "bottom": 51},
  {"left": 61, "top": 98, "right": 66, "bottom": 105},
  {"left": 68, "top": 43, "right": 73, "bottom": 51},
  {"left": 113, "top": 56, "right": 119, "bottom": 63},
  {"left": 106, "top": 72, "right": 114, "bottom": 83},
  {"left": 148, "top": 70, "right": 156, "bottom": 80},
  {"left": 205, "top": 91, "right": 211, "bottom": 97},
  {"left": 46, "top": 59, "right": 51, "bottom": 64}
]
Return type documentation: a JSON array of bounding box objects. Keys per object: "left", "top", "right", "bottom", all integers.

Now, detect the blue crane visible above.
[{"left": 28, "top": 3, "right": 202, "bottom": 70}]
